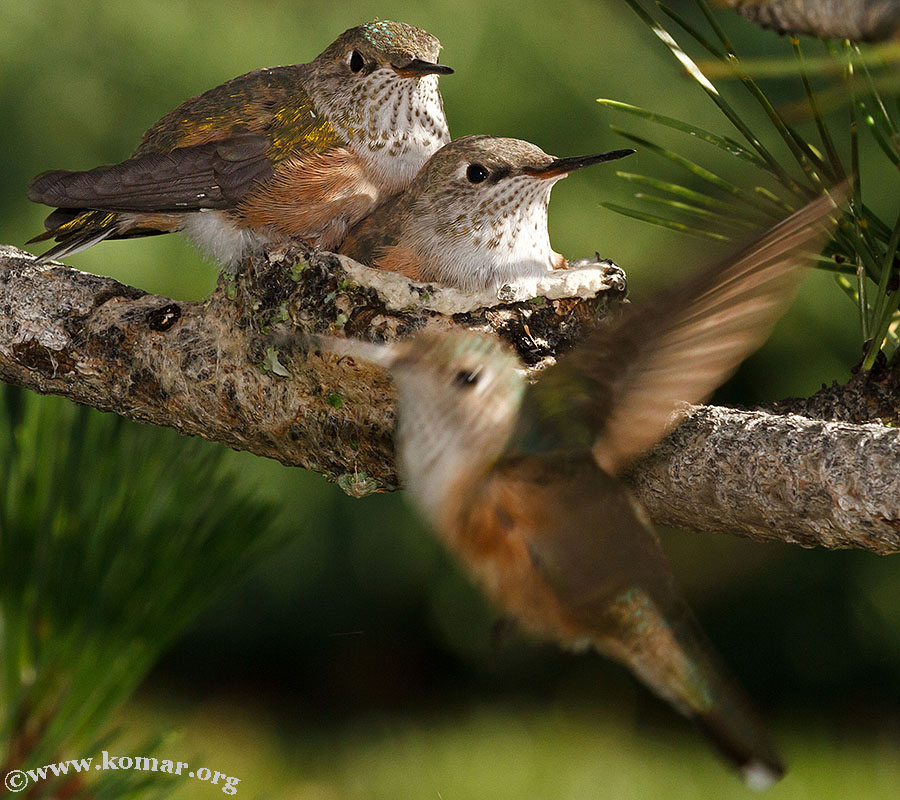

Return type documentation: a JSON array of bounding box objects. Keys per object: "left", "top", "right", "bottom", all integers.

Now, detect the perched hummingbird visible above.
[
  {"left": 328, "top": 190, "right": 843, "bottom": 786},
  {"left": 339, "top": 135, "right": 634, "bottom": 291},
  {"left": 26, "top": 20, "right": 453, "bottom": 269}
]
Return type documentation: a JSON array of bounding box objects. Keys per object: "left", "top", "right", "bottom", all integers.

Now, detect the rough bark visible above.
[
  {"left": 0, "top": 243, "right": 898, "bottom": 553},
  {"left": 0, "top": 244, "right": 623, "bottom": 496},
  {"left": 628, "top": 406, "right": 900, "bottom": 554}
]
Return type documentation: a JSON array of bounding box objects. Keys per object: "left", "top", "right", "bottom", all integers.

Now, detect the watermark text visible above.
[{"left": 5, "top": 749, "right": 240, "bottom": 794}]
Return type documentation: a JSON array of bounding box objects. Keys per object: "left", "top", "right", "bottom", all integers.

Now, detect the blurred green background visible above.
[{"left": 2, "top": 0, "right": 899, "bottom": 797}]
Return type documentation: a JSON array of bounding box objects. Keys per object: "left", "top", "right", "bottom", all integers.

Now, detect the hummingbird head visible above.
[
  {"left": 375, "top": 135, "right": 634, "bottom": 290},
  {"left": 326, "top": 330, "right": 525, "bottom": 521},
  {"left": 312, "top": 21, "right": 453, "bottom": 191}
]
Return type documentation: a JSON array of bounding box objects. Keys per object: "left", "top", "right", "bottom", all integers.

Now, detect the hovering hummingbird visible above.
[
  {"left": 339, "top": 135, "right": 634, "bottom": 291},
  {"left": 26, "top": 20, "right": 453, "bottom": 269},
  {"left": 327, "top": 190, "right": 843, "bottom": 786}
]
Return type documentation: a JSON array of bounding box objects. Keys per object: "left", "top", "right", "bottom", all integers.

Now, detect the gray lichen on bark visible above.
[
  {"left": 0, "top": 244, "right": 623, "bottom": 497},
  {"left": 0, "top": 243, "right": 898, "bottom": 553},
  {"left": 629, "top": 405, "right": 900, "bottom": 554}
]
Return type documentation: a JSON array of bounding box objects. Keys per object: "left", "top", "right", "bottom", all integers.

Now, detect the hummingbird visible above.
[
  {"left": 338, "top": 135, "right": 635, "bottom": 291},
  {"left": 26, "top": 20, "right": 453, "bottom": 269},
  {"left": 326, "top": 190, "right": 844, "bottom": 786}
]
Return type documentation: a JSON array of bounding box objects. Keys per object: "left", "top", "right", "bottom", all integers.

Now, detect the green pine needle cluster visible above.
[
  {"left": 0, "top": 386, "right": 286, "bottom": 798},
  {"left": 602, "top": 0, "right": 900, "bottom": 369}
]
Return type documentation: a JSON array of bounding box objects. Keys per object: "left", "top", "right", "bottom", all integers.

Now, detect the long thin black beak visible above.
[
  {"left": 392, "top": 58, "right": 454, "bottom": 78},
  {"left": 523, "top": 148, "right": 635, "bottom": 179}
]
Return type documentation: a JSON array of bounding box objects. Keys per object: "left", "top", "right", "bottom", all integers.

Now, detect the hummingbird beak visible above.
[
  {"left": 318, "top": 335, "right": 401, "bottom": 369},
  {"left": 522, "top": 149, "right": 636, "bottom": 179},
  {"left": 391, "top": 58, "right": 454, "bottom": 78}
]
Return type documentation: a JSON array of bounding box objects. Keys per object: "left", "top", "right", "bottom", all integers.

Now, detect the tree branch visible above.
[
  {"left": 628, "top": 405, "right": 900, "bottom": 554},
  {"left": 0, "top": 244, "right": 897, "bottom": 553},
  {"left": 0, "top": 244, "right": 623, "bottom": 496},
  {"left": 722, "top": 0, "right": 900, "bottom": 42}
]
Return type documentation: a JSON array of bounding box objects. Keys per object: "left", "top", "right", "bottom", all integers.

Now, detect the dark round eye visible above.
[
  {"left": 454, "top": 369, "right": 480, "bottom": 388},
  {"left": 466, "top": 164, "right": 489, "bottom": 184},
  {"left": 349, "top": 51, "right": 365, "bottom": 72}
]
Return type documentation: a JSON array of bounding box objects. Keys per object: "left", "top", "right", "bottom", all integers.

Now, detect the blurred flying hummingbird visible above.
[
  {"left": 327, "top": 190, "right": 843, "bottom": 786},
  {"left": 339, "top": 135, "right": 634, "bottom": 290},
  {"left": 26, "top": 20, "right": 453, "bottom": 269}
]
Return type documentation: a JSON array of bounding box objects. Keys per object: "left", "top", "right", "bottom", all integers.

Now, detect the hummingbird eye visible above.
[
  {"left": 454, "top": 367, "right": 481, "bottom": 388},
  {"left": 466, "top": 164, "right": 489, "bottom": 184},
  {"left": 348, "top": 50, "right": 366, "bottom": 73}
]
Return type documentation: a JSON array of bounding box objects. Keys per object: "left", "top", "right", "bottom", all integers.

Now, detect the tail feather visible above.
[
  {"left": 26, "top": 208, "right": 88, "bottom": 242},
  {"left": 697, "top": 708, "right": 784, "bottom": 790},
  {"left": 28, "top": 209, "right": 123, "bottom": 264},
  {"left": 600, "top": 589, "right": 784, "bottom": 788}
]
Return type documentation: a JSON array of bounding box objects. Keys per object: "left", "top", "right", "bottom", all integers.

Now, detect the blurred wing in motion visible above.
[{"left": 515, "top": 188, "right": 845, "bottom": 475}]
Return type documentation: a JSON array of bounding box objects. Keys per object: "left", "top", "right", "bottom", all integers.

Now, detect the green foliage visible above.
[
  {"left": 603, "top": 0, "right": 900, "bottom": 367},
  {"left": 1, "top": 4, "right": 898, "bottom": 793},
  {"left": 0, "top": 386, "right": 284, "bottom": 797}
]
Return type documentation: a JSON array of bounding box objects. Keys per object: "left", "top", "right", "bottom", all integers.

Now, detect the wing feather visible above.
[
  {"left": 515, "top": 188, "right": 846, "bottom": 475},
  {"left": 27, "top": 134, "right": 273, "bottom": 212}
]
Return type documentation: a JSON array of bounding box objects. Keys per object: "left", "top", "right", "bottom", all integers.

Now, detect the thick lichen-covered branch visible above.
[
  {"left": 0, "top": 243, "right": 897, "bottom": 553},
  {"left": 629, "top": 405, "right": 900, "bottom": 554},
  {"left": 0, "top": 244, "right": 623, "bottom": 496}
]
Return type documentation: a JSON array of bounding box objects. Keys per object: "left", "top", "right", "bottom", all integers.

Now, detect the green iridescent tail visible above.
[
  {"left": 604, "top": 588, "right": 784, "bottom": 789},
  {"left": 26, "top": 209, "right": 124, "bottom": 263}
]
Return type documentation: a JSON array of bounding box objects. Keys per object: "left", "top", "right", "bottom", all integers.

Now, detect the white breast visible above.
[
  {"left": 180, "top": 211, "right": 271, "bottom": 271},
  {"left": 413, "top": 176, "right": 559, "bottom": 291}
]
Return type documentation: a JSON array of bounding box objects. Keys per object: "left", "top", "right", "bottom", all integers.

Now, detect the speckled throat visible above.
[
  {"left": 410, "top": 175, "right": 561, "bottom": 290},
  {"left": 313, "top": 70, "right": 449, "bottom": 194}
]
